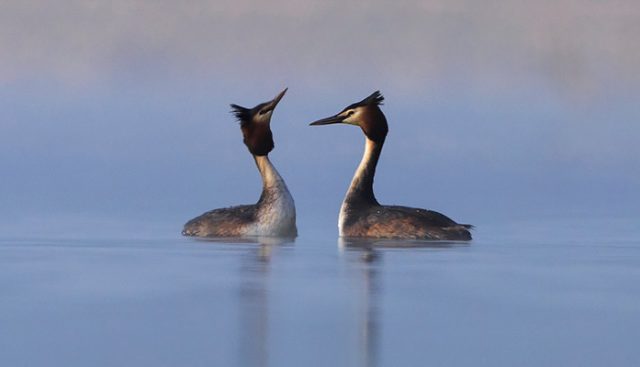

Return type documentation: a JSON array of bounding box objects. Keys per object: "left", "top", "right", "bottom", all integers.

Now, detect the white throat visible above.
[
  {"left": 249, "top": 155, "right": 297, "bottom": 236},
  {"left": 255, "top": 155, "right": 286, "bottom": 189},
  {"left": 338, "top": 138, "right": 377, "bottom": 236}
]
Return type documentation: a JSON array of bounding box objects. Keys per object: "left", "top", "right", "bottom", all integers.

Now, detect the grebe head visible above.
[
  {"left": 231, "top": 88, "right": 287, "bottom": 156},
  {"left": 309, "top": 90, "right": 388, "bottom": 143}
]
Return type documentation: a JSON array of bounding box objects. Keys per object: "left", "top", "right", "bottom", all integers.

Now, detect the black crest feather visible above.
[
  {"left": 230, "top": 104, "right": 252, "bottom": 125},
  {"left": 343, "top": 90, "right": 385, "bottom": 112},
  {"left": 362, "top": 90, "right": 384, "bottom": 106}
]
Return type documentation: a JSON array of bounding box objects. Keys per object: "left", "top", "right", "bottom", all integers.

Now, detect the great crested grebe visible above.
[
  {"left": 182, "top": 89, "right": 297, "bottom": 238},
  {"left": 310, "top": 91, "right": 472, "bottom": 240}
]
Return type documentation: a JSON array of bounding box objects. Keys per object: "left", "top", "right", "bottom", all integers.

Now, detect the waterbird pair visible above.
[{"left": 182, "top": 89, "right": 472, "bottom": 241}]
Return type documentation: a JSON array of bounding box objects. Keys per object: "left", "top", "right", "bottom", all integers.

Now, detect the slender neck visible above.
[
  {"left": 254, "top": 155, "right": 285, "bottom": 190},
  {"left": 344, "top": 137, "right": 384, "bottom": 206}
]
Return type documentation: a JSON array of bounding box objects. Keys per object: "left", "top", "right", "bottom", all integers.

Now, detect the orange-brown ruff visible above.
[
  {"left": 310, "top": 91, "right": 472, "bottom": 240},
  {"left": 182, "top": 89, "right": 297, "bottom": 238}
]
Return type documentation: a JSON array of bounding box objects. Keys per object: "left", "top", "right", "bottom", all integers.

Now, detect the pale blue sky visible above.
[{"left": 1, "top": 0, "right": 638, "bottom": 235}]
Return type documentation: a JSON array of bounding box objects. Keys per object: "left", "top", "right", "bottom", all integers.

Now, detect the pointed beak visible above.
[
  {"left": 265, "top": 88, "right": 287, "bottom": 112},
  {"left": 309, "top": 114, "right": 345, "bottom": 126}
]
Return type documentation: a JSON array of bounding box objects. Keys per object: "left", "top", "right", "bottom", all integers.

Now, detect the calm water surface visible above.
[{"left": 1, "top": 218, "right": 639, "bottom": 367}]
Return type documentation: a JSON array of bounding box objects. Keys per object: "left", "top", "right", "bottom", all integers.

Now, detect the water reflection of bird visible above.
[
  {"left": 339, "top": 238, "right": 381, "bottom": 367},
  {"left": 183, "top": 89, "right": 297, "bottom": 238},
  {"left": 338, "top": 237, "right": 470, "bottom": 367},
  {"left": 238, "top": 242, "right": 272, "bottom": 367},
  {"left": 311, "top": 91, "right": 472, "bottom": 241},
  {"left": 197, "top": 236, "right": 293, "bottom": 367},
  {"left": 240, "top": 236, "right": 294, "bottom": 366}
]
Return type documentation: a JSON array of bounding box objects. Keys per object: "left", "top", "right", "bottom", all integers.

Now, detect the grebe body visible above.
[
  {"left": 183, "top": 89, "right": 297, "bottom": 238},
  {"left": 311, "top": 91, "right": 471, "bottom": 241}
]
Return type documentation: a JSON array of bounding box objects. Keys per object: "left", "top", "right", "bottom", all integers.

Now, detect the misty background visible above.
[{"left": 1, "top": 0, "right": 638, "bottom": 237}]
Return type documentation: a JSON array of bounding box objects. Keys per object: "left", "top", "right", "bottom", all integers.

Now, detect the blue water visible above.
[{"left": 1, "top": 218, "right": 639, "bottom": 367}]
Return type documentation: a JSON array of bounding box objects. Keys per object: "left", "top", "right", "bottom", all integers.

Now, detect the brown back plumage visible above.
[
  {"left": 182, "top": 205, "right": 258, "bottom": 237},
  {"left": 342, "top": 204, "right": 472, "bottom": 240}
]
